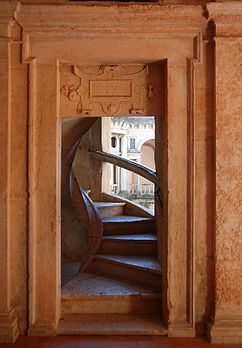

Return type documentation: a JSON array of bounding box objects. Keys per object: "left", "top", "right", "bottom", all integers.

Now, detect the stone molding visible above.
[
  {"left": 0, "top": 1, "right": 20, "bottom": 343},
  {"left": 17, "top": 3, "right": 207, "bottom": 32},
  {"left": 0, "top": 1, "right": 19, "bottom": 38},
  {"left": 28, "top": 321, "right": 57, "bottom": 336},
  {"left": 207, "top": 318, "right": 242, "bottom": 344},
  {"left": 0, "top": 309, "right": 19, "bottom": 343},
  {"left": 207, "top": 2, "right": 242, "bottom": 36},
  {"left": 16, "top": 3, "right": 207, "bottom": 64}
]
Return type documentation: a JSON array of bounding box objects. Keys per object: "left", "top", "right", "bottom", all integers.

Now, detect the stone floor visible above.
[
  {"left": 62, "top": 271, "right": 160, "bottom": 296},
  {"left": 0, "top": 336, "right": 241, "bottom": 348}
]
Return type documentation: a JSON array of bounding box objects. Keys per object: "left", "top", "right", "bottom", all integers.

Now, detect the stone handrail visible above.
[
  {"left": 84, "top": 147, "right": 163, "bottom": 215},
  {"left": 85, "top": 148, "right": 159, "bottom": 185}
]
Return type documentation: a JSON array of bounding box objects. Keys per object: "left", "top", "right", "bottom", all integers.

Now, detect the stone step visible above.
[
  {"left": 103, "top": 233, "right": 158, "bottom": 241},
  {"left": 99, "top": 234, "right": 157, "bottom": 256},
  {"left": 94, "top": 202, "right": 126, "bottom": 218},
  {"left": 90, "top": 255, "right": 162, "bottom": 289},
  {"left": 61, "top": 271, "right": 161, "bottom": 315},
  {"left": 58, "top": 313, "right": 167, "bottom": 335},
  {"left": 102, "top": 215, "right": 155, "bottom": 235}
]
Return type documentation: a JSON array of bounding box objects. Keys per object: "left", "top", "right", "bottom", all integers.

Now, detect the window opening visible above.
[{"left": 129, "top": 137, "right": 136, "bottom": 150}]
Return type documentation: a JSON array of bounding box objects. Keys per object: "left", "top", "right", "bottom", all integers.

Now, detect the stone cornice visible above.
[
  {"left": 207, "top": 2, "right": 242, "bottom": 37},
  {"left": 16, "top": 3, "right": 207, "bottom": 34}
]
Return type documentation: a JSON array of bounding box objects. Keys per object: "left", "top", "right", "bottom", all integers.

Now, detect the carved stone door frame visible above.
[{"left": 16, "top": 3, "right": 207, "bottom": 336}]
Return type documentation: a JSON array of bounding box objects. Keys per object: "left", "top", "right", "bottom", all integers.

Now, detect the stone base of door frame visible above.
[
  {"left": 0, "top": 308, "right": 19, "bottom": 343},
  {"left": 168, "top": 323, "right": 195, "bottom": 337},
  {"left": 207, "top": 318, "right": 242, "bottom": 344},
  {"left": 28, "top": 321, "right": 57, "bottom": 336}
]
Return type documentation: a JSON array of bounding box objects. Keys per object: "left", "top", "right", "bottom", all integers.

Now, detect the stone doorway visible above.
[
  {"left": 59, "top": 63, "right": 166, "bottom": 333},
  {"left": 23, "top": 7, "right": 202, "bottom": 336}
]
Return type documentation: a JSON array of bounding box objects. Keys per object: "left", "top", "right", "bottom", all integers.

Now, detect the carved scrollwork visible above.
[
  {"left": 60, "top": 84, "right": 81, "bottom": 101},
  {"left": 98, "top": 65, "right": 124, "bottom": 79},
  {"left": 129, "top": 107, "right": 145, "bottom": 115},
  {"left": 61, "top": 63, "right": 162, "bottom": 116},
  {"left": 102, "top": 103, "right": 120, "bottom": 115},
  {"left": 61, "top": 84, "right": 84, "bottom": 114},
  {"left": 147, "top": 84, "right": 162, "bottom": 99},
  {"left": 76, "top": 102, "right": 91, "bottom": 115}
]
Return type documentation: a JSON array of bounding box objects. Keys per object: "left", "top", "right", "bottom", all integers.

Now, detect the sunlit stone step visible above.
[
  {"left": 102, "top": 215, "right": 155, "bottom": 235},
  {"left": 61, "top": 271, "right": 161, "bottom": 314},
  {"left": 94, "top": 202, "right": 126, "bottom": 218}
]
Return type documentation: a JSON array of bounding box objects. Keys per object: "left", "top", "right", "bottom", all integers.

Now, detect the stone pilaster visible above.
[
  {"left": 207, "top": 3, "right": 242, "bottom": 344},
  {"left": 0, "top": 1, "right": 20, "bottom": 343}
]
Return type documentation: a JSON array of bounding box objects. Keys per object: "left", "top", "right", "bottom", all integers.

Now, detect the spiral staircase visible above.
[{"left": 59, "top": 118, "right": 166, "bottom": 335}]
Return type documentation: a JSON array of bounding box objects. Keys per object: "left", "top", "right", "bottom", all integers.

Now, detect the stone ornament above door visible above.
[{"left": 60, "top": 64, "right": 163, "bottom": 117}]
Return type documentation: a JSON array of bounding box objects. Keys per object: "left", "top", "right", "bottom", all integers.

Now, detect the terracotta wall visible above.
[{"left": 0, "top": 0, "right": 241, "bottom": 344}]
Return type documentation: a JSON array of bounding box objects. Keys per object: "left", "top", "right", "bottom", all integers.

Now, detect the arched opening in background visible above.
[
  {"left": 140, "top": 139, "right": 155, "bottom": 195},
  {"left": 107, "top": 117, "right": 156, "bottom": 212}
]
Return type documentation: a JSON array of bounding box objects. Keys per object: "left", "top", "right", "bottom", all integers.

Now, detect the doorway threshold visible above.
[
  {"left": 59, "top": 271, "right": 166, "bottom": 335},
  {"left": 58, "top": 313, "right": 167, "bottom": 335}
]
